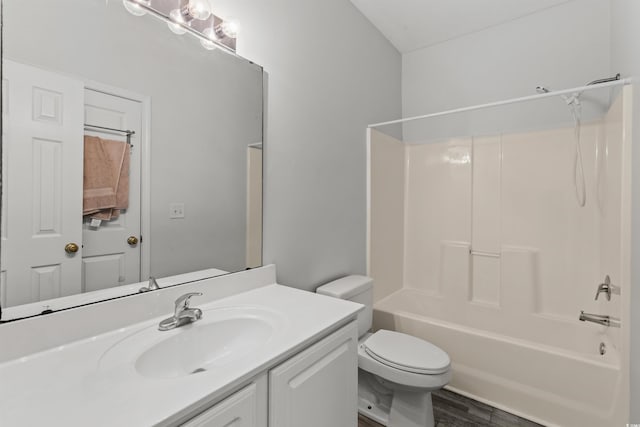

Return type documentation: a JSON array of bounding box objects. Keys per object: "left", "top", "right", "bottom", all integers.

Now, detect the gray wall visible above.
[
  {"left": 213, "top": 0, "right": 402, "bottom": 290},
  {"left": 3, "top": 0, "right": 263, "bottom": 276},
  {"left": 401, "top": 0, "right": 611, "bottom": 142},
  {"left": 610, "top": 0, "right": 640, "bottom": 419}
]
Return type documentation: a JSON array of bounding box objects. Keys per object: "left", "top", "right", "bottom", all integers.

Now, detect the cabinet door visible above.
[
  {"left": 181, "top": 375, "right": 267, "bottom": 427},
  {"left": 269, "top": 321, "right": 358, "bottom": 427}
]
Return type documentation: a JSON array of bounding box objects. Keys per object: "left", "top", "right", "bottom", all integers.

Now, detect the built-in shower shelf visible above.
[{"left": 470, "top": 250, "right": 500, "bottom": 258}]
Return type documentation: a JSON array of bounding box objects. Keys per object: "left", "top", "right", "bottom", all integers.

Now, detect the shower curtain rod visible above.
[{"left": 368, "top": 77, "right": 633, "bottom": 128}]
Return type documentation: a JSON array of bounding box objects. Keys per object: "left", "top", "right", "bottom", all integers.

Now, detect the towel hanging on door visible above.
[{"left": 83, "top": 135, "right": 130, "bottom": 221}]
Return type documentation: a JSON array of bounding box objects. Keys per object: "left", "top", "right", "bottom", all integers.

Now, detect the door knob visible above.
[
  {"left": 127, "top": 236, "right": 139, "bottom": 246},
  {"left": 64, "top": 243, "right": 79, "bottom": 254}
]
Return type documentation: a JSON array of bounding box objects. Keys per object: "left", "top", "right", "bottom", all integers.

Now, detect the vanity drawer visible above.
[{"left": 181, "top": 375, "right": 267, "bottom": 427}]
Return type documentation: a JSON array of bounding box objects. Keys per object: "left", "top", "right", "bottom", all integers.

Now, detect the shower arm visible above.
[{"left": 586, "top": 73, "right": 621, "bottom": 86}]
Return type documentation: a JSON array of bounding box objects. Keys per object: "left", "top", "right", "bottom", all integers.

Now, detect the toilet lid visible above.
[{"left": 363, "top": 330, "right": 450, "bottom": 375}]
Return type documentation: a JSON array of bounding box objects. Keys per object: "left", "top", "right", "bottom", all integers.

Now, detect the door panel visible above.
[
  {"left": 82, "top": 254, "right": 126, "bottom": 293},
  {"left": 2, "top": 60, "right": 84, "bottom": 307},
  {"left": 30, "top": 265, "right": 61, "bottom": 302}
]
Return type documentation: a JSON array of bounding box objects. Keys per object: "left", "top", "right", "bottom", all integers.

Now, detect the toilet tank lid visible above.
[{"left": 316, "top": 275, "right": 373, "bottom": 299}]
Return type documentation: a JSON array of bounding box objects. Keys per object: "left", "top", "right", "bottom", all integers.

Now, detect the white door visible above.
[
  {"left": 82, "top": 89, "right": 142, "bottom": 292},
  {"left": 269, "top": 322, "right": 359, "bottom": 427},
  {"left": 1, "top": 60, "right": 84, "bottom": 307}
]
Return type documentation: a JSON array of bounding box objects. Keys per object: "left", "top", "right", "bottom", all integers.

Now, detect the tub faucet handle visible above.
[{"left": 595, "top": 275, "right": 615, "bottom": 301}]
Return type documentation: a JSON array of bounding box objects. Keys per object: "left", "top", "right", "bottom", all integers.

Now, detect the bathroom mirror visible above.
[{"left": 0, "top": 0, "right": 264, "bottom": 321}]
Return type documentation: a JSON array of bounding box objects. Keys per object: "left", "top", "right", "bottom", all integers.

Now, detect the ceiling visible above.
[{"left": 349, "top": 0, "right": 573, "bottom": 53}]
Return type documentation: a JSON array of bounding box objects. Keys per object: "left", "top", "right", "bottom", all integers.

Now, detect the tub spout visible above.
[{"left": 579, "top": 311, "right": 620, "bottom": 327}]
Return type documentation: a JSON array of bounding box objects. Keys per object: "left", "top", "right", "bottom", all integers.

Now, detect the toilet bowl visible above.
[{"left": 316, "top": 276, "right": 451, "bottom": 427}]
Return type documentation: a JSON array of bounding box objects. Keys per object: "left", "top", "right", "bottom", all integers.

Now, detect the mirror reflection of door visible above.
[
  {"left": 1, "top": 60, "right": 144, "bottom": 306},
  {"left": 82, "top": 89, "right": 142, "bottom": 293},
  {"left": 2, "top": 60, "right": 84, "bottom": 306}
]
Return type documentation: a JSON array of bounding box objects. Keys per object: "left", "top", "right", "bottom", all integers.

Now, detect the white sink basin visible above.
[{"left": 99, "top": 306, "right": 286, "bottom": 379}]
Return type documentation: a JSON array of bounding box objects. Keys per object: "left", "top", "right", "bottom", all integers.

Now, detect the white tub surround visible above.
[
  {"left": 367, "top": 84, "right": 632, "bottom": 427},
  {"left": 0, "top": 265, "right": 363, "bottom": 426}
]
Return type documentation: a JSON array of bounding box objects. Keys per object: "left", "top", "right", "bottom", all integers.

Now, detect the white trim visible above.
[
  {"left": 140, "top": 97, "right": 152, "bottom": 279},
  {"left": 82, "top": 79, "right": 151, "bottom": 280},
  {"left": 619, "top": 84, "right": 633, "bottom": 421},
  {"left": 369, "top": 78, "right": 633, "bottom": 128},
  {"left": 366, "top": 128, "right": 372, "bottom": 277},
  {"left": 83, "top": 79, "right": 149, "bottom": 105}
]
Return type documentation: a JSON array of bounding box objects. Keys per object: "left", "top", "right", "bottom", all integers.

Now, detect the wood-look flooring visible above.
[
  {"left": 357, "top": 389, "right": 544, "bottom": 427},
  {"left": 358, "top": 413, "right": 385, "bottom": 427}
]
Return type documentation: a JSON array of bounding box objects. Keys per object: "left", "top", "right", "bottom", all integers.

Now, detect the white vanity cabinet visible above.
[
  {"left": 179, "top": 321, "right": 358, "bottom": 427},
  {"left": 269, "top": 321, "right": 359, "bottom": 427},
  {"left": 181, "top": 375, "right": 268, "bottom": 427}
]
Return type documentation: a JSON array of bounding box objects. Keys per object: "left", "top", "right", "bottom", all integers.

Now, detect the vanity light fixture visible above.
[
  {"left": 218, "top": 20, "right": 239, "bottom": 39},
  {"left": 121, "top": 0, "right": 238, "bottom": 53},
  {"left": 184, "top": 0, "right": 211, "bottom": 21},
  {"left": 198, "top": 18, "right": 239, "bottom": 51},
  {"left": 168, "top": 6, "right": 188, "bottom": 35},
  {"left": 122, "top": 0, "right": 150, "bottom": 17},
  {"left": 200, "top": 27, "right": 219, "bottom": 50},
  {"left": 167, "top": 18, "right": 187, "bottom": 35},
  {"left": 167, "top": 0, "right": 209, "bottom": 27}
]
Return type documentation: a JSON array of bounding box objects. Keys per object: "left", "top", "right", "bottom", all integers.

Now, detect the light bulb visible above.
[
  {"left": 187, "top": 0, "right": 211, "bottom": 20},
  {"left": 220, "top": 20, "right": 239, "bottom": 38},
  {"left": 200, "top": 27, "right": 218, "bottom": 50},
  {"left": 202, "top": 27, "right": 219, "bottom": 41},
  {"left": 167, "top": 9, "right": 187, "bottom": 35},
  {"left": 200, "top": 39, "right": 218, "bottom": 50},
  {"left": 122, "top": 0, "right": 149, "bottom": 17}
]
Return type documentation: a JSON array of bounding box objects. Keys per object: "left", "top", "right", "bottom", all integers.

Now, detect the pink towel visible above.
[{"left": 83, "top": 136, "right": 130, "bottom": 221}]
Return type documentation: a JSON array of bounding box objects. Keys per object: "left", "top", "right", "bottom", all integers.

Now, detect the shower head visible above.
[{"left": 535, "top": 84, "right": 580, "bottom": 106}]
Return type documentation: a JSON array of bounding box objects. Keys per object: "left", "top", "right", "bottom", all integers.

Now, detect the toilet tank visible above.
[{"left": 316, "top": 275, "right": 373, "bottom": 338}]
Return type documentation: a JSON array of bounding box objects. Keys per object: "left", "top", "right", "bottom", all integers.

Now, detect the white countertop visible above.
[{"left": 0, "top": 284, "right": 362, "bottom": 426}]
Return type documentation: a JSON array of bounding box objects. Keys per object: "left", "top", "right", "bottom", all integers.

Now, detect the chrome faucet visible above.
[
  {"left": 594, "top": 275, "right": 617, "bottom": 301},
  {"left": 139, "top": 276, "right": 160, "bottom": 293},
  {"left": 579, "top": 311, "right": 620, "bottom": 327},
  {"left": 159, "top": 292, "right": 203, "bottom": 331}
]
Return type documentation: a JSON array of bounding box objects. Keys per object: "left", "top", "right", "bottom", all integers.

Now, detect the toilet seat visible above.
[
  {"left": 363, "top": 330, "right": 450, "bottom": 375},
  {"left": 358, "top": 342, "right": 451, "bottom": 391}
]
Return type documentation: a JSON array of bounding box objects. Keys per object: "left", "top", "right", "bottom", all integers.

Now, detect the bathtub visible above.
[{"left": 372, "top": 288, "right": 625, "bottom": 427}]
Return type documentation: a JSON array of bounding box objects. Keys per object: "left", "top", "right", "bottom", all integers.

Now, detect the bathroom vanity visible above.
[{"left": 0, "top": 266, "right": 362, "bottom": 426}]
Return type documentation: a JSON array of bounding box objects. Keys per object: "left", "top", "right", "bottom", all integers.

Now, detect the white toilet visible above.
[{"left": 317, "top": 275, "right": 451, "bottom": 427}]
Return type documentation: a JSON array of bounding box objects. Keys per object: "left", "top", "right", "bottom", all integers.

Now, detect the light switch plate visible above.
[{"left": 169, "top": 203, "right": 185, "bottom": 219}]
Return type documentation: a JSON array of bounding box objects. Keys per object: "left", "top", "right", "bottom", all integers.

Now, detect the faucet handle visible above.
[
  {"left": 139, "top": 276, "right": 160, "bottom": 293},
  {"left": 595, "top": 275, "right": 613, "bottom": 301},
  {"left": 174, "top": 292, "right": 202, "bottom": 314}
]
